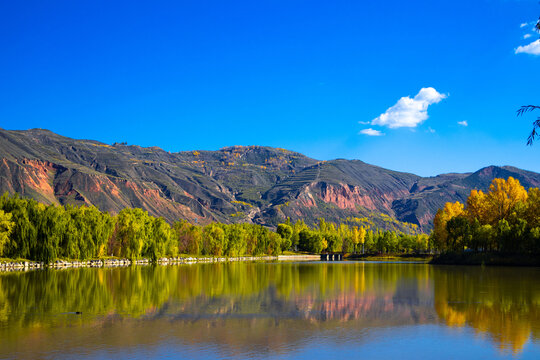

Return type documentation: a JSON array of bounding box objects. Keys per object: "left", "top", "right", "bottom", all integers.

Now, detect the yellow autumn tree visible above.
[
  {"left": 432, "top": 201, "right": 464, "bottom": 251},
  {"left": 466, "top": 189, "right": 488, "bottom": 223},
  {"left": 352, "top": 225, "right": 367, "bottom": 253},
  {"left": 432, "top": 177, "right": 540, "bottom": 254},
  {"left": 485, "top": 177, "right": 528, "bottom": 224},
  {"left": 351, "top": 226, "right": 359, "bottom": 251},
  {"left": 358, "top": 226, "right": 366, "bottom": 254},
  {"left": 321, "top": 238, "right": 328, "bottom": 252}
]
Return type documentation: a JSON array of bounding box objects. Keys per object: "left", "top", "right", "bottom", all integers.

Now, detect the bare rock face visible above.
[
  {"left": 318, "top": 182, "right": 411, "bottom": 212},
  {"left": 1, "top": 128, "right": 540, "bottom": 232},
  {"left": 320, "top": 183, "right": 375, "bottom": 210},
  {"left": 0, "top": 158, "right": 61, "bottom": 204}
]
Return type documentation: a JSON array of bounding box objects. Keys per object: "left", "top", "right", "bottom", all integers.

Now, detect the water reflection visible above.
[
  {"left": 433, "top": 266, "right": 540, "bottom": 354},
  {"left": 0, "top": 262, "right": 539, "bottom": 359}
]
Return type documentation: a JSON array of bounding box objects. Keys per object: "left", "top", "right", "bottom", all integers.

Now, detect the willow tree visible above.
[{"left": 0, "top": 210, "right": 14, "bottom": 256}]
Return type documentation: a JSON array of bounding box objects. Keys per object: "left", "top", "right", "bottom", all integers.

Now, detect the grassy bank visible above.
[{"left": 429, "top": 252, "right": 540, "bottom": 267}]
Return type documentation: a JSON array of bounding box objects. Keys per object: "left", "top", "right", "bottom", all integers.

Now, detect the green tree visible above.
[
  {"left": 298, "top": 229, "right": 323, "bottom": 253},
  {"left": 291, "top": 220, "right": 308, "bottom": 251},
  {"left": 324, "top": 232, "right": 341, "bottom": 253},
  {"left": 446, "top": 216, "right": 471, "bottom": 252},
  {"left": 115, "top": 208, "right": 152, "bottom": 259},
  {"left": 365, "top": 230, "right": 375, "bottom": 253},
  {"left": 276, "top": 223, "right": 293, "bottom": 251},
  {"left": 174, "top": 220, "right": 202, "bottom": 255},
  {"left": 225, "top": 224, "right": 248, "bottom": 256},
  {"left": 146, "top": 217, "right": 173, "bottom": 261},
  {"left": 0, "top": 210, "right": 14, "bottom": 256},
  {"left": 202, "top": 223, "right": 226, "bottom": 256}
]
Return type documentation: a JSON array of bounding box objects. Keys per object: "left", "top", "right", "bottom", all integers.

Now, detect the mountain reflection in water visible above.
[{"left": 0, "top": 262, "right": 539, "bottom": 359}]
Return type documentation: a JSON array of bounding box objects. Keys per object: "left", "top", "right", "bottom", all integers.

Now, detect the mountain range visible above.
[{"left": 1, "top": 128, "right": 540, "bottom": 232}]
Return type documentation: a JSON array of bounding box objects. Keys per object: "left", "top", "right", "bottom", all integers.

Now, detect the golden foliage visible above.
[
  {"left": 433, "top": 177, "right": 532, "bottom": 251},
  {"left": 432, "top": 201, "right": 464, "bottom": 251},
  {"left": 352, "top": 226, "right": 366, "bottom": 245},
  {"left": 485, "top": 177, "right": 528, "bottom": 223},
  {"left": 466, "top": 189, "right": 488, "bottom": 223},
  {"left": 231, "top": 200, "right": 253, "bottom": 208}
]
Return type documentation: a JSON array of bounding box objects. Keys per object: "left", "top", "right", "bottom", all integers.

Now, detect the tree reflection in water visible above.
[
  {"left": 0, "top": 262, "right": 538, "bottom": 358},
  {"left": 434, "top": 266, "right": 540, "bottom": 354}
]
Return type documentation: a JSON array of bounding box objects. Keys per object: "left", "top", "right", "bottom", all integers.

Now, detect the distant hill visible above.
[{"left": 1, "top": 128, "right": 539, "bottom": 232}]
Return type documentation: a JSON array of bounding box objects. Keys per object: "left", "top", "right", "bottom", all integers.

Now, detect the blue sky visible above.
[{"left": 0, "top": 0, "right": 539, "bottom": 176}]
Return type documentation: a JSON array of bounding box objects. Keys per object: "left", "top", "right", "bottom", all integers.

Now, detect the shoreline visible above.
[
  {"left": 4, "top": 252, "right": 538, "bottom": 271},
  {"left": 0, "top": 254, "right": 322, "bottom": 272}
]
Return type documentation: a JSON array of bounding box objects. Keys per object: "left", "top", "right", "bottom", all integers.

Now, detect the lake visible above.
[{"left": 0, "top": 261, "right": 539, "bottom": 359}]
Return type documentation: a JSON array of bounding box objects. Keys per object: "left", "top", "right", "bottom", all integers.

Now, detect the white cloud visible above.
[
  {"left": 515, "top": 39, "right": 540, "bottom": 55},
  {"left": 524, "top": 34, "right": 532, "bottom": 39},
  {"left": 358, "top": 121, "right": 370, "bottom": 125},
  {"left": 520, "top": 23, "right": 529, "bottom": 28},
  {"left": 359, "top": 128, "right": 384, "bottom": 136},
  {"left": 458, "top": 120, "right": 468, "bottom": 127},
  {"left": 371, "top": 87, "right": 447, "bottom": 129},
  {"left": 427, "top": 127, "right": 436, "bottom": 133}
]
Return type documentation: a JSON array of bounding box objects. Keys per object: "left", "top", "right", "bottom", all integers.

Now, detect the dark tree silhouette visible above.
[
  {"left": 518, "top": 105, "right": 540, "bottom": 145},
  {"left": 518, "top": 17, "right": 540, "bottom": 145}
]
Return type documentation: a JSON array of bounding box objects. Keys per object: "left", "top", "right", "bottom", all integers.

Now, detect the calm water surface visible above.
[{"left": 0, "top": 262, "right": 539, "bottom": 359}]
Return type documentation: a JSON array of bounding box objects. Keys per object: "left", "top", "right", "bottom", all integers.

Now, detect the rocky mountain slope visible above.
[{"left": 1, "top": 128, "right": 539, "bottom": 232}]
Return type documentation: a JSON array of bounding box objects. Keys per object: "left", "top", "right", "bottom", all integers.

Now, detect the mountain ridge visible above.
[{"left": 1, "top": 128, "right": 539, "bottom": 232}]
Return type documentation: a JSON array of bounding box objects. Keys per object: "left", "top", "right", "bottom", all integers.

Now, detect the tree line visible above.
[
  {"left": 278, "top": 218, "right": 429, "bottom": 255},
  {"left": 0, "top": 193, "right": 284, "bottom": 262},
  {"left": 431, "top": 177, "right": 540, "bottom": 254},
  {"left": 0, "top": 193, "right": 431, "bottom": 262}
]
